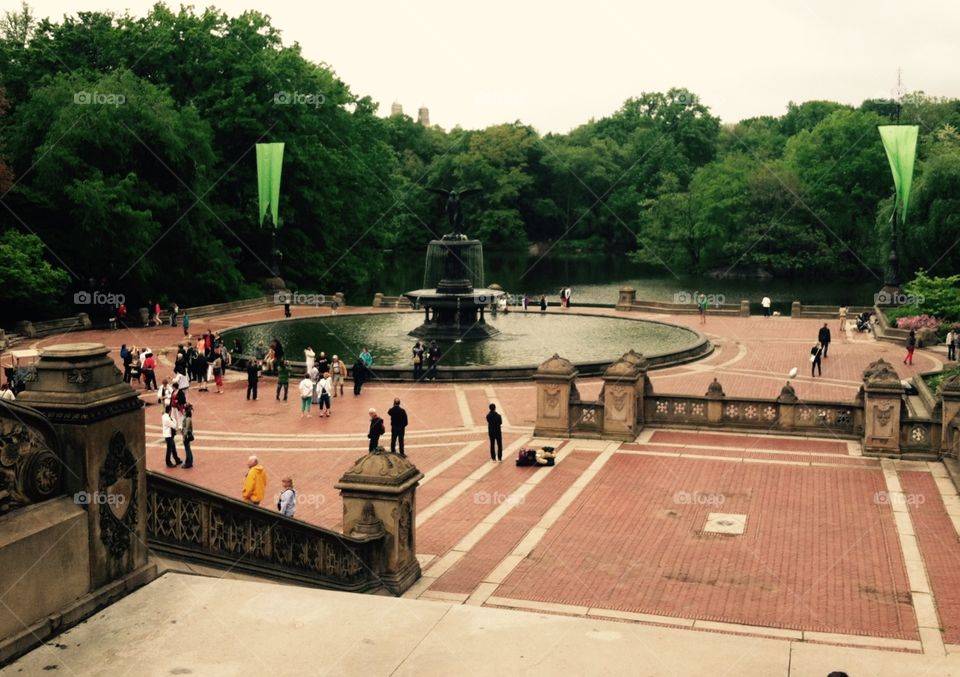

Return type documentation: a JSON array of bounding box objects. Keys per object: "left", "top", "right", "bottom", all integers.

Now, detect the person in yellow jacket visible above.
[{"left": 242, "top": 455, "right": 267, "bottom": 505}]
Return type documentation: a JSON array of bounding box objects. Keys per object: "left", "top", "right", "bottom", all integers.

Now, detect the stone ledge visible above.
[{"left": 0, "top": 562, "right": 157, "bottom": 666}]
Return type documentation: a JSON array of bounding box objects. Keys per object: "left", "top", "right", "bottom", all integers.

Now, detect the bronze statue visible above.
[{"left": 427, "top": 188, "right": 481, "bottom": 237}]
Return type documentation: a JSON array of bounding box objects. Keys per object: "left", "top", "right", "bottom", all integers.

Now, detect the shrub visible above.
[{"left": 895, "top": 314, "right": 941, "bottom": 330}]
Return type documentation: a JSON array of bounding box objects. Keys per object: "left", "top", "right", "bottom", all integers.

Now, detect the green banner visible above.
[
  {"left": 256, "top": 142, "right": 285, "bottom": 228},
  {"left": 878, "top": 125, "right": 918, "bottom": 224}
]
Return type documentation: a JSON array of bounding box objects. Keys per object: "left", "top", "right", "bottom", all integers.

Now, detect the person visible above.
[
  {"left": 153, "top": 301, "right": 162, "bottom": 326},
  {"left": 181, "top": 404, "right": 194, "bottom": 468},
  {"left": 331, "top": 355, "right": 346, "bottom": 396},
  {"left": 317, "top": 372, "right": 333, "bottom": 417},
  {"left": 284, "top": 300, "right": 291, "bottom": 318},
  {"left": 194, "top": 350, "right": 209, "bottom": 392},
  {"left": 212, "top": 350, "right": 224, "bottom": 394},
  {"left": 298, "top": 372, "right": 314, "bottom": 417},
  {"left": 558, "top": 288, "right": 565, "bottom": 308},
  {"left": 246, "top": 359, "right": 261, "bottom": 400},
  {"left": 367, "top": 408, "right": 385, "bottom": 452},
  {"left": 182, "top": 312, "right": 190, "bottom": 337},
  {"left": 162, "top": 405, "right": 182, "bottom": 467},
  {"left": 117, "top": 302, "right": 127, "bottom": 327},
  {"left": 697, "top": 293, "right": 707, "bottom": 325},
  {"left": 487, "top": 403, "right": 503, "bottom": 462},
  {"left": 0, "top": 383, "right": 16, "bottom": 401},
  {"left": 761, "top": 296, "right": 771, "bottom": 317},
  {"left": 905, "top": 330, "right": 916, "bottom": 366},
  {"left": 522, "top": 293, "right": 529, "bottom": 311},
  {"left": 278, "top": 477, "right": 296, "bottom": 517},
  {"left": 169, "top": 302, "right": 179, "bottom": 327},
  {"left": 272, "top": 337, "right": 284, "bottom": 363},
  {"left": 158, "top": 378, "right": 173, "bottom": 408},
  {"left": 276, "top": 359, "right": 290, "bottom": 401},
  {"left": 304, "top": 346, "right": 316, "bottom": 373},
  {"left": 360, "top": 347, "right": 373, "bottom": 368},
  {"left": 142, "top": 351, "right": 157, "bottom": 390},
  {"left": 241, "top": 455, "right": 267, "bottom": 505},
  {"left": 412, "top": 341, "right": 425, "bottom": 382},
  {"left": 387, "top": 398, "right": 408, "bottom": 456},
  {"left": 810, "top": 342, "right": 823, "bottom": 377},
  {"left": 121, "top": 344, "right": 134, "bottom": 383},
  {"left": 254, "top": 340, "right": 267, "bottom": 363},
  {"left": 316, "top": 351, "right": 330, "bottom": 376},
  {"left": 264, "top": 346, "right": 276, "bottom": 374},
  {"left": 838, "top": 306, "right": 848, "bottom": 333},
  {"left": 563, "top": 287, "right": 572, "bottom": 308},
  {"left": 232, "top": 338, "right": 243, "bottom": 356},
  {"left": 539, "top": 295, "right": 547, "bottom": 312},
  {"left": 129, "top": 346, "right": 141, "bottom": 385},
  {"left": 818, "top": 323, "right": 832, "bottom": 358},
  {"left": 352, "top": 357, "right": 367, "bottom": 396},
  {"left": 954, "top": 329, "right": 960, "bottom": 363},
  {"left": 947, "top": 328, "right": 956, "bottom": 362},
  {"left": 427, "top": 341, "right": 440, "bottom": 381}
]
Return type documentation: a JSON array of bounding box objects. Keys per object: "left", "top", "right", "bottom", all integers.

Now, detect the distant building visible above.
[
  {"left": 417, "top": 106, "right": 430, "bottom": 127},
  {"left": 390, "top": 101, "right": 403, "bottom": 116}
]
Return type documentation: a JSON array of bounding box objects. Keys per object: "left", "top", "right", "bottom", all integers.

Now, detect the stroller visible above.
[{"left": 856, "top": 311, "right": 873, "bottom": 332}]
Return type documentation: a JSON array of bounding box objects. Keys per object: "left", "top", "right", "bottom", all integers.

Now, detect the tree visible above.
[{"left": 0, "top": 229, "right": 70, "bottom": 316}]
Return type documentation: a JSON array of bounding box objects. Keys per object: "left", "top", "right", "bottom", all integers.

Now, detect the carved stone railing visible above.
[
  {"left": 790, "top": 402, "right": 858, "bottom": 436},
  {"left": 647, "top": 395, "right": 710, "bottom": 425},
  {"left": 146, "top": 472, "right": 386, "bottom": 592},
  {"left": 570, "top": 401, "right": 603, "bottom": 434}
]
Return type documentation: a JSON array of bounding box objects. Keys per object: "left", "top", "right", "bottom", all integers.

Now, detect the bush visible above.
[
  {"left": 903, "top": 270, "right": 960, "bottom": 321},
  {"left": 895, "top": 314, "right": 941, "bottom": 330}
]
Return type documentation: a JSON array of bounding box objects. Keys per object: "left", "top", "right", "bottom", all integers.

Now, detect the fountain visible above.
[{"left": 404, "top": 189, "right": 505, "bottom": 341}]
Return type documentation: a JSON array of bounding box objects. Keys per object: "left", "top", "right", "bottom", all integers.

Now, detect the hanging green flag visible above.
[
  {"left": 256, "top": 142, "right": 285, "bottom": 228},
  {"left": 878, "top": 126, "right": 918, "bottom": 224}
]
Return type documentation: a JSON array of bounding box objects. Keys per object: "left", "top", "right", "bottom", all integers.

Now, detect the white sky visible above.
[{"left": 10, "top": 0, "right": 960, "bottom": 132}]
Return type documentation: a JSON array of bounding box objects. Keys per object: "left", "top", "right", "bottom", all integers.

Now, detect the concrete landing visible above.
[{"left": 5, "top": 573, "right": 960, "bottom": 677}]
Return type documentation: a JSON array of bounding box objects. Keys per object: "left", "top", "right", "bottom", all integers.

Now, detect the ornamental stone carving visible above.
[
  {"left": 98, "top": 431, "right": 139, "bottom": 560},
  {"left": 0, "top": 402, "right": 63, "bottom": 514}
]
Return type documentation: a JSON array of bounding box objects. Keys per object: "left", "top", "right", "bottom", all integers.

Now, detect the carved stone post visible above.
[
  {"left": 740, "top": 300, "right": 750, "bottom": 317},
  {"left": 940, "top": 374, "right": 960, "bottom": 458},
  {"left": 862, "top": 359, "right": 904, "bottom": 457},
  {"left": 791, "top": 301, "right": 801, "bottom": 318},
  {"left": 534, "top": 354, "right": 577, "bottom": 438},
  {"left": 777, "top": 382, "right": 798, "bottom": 431},
  {"left": 619, "top": 350, "right": 652, "bottom": 426},
  {"left": 336, "top": 451, "right": 424, "bottom": 595},
  {"left": 601, "top": 359, "right": 641, "bottom": 440},
  {"left": 16, "top": 343, "right": 147, "bottom": 589},
  {"left": 616, "top": 287, "right": 637, "bottom": 310},
  {"left": 706, "top": 378, "right": 725, "bottom": 425}
]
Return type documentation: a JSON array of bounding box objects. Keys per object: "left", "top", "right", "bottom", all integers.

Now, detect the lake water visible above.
[{"left": 370, "top": 252, "right": 879, "bottom": 314}]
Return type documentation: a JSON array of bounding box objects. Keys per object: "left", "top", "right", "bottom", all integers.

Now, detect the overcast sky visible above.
[{"left": 10, "top": 0, "right": 960, "bottom": 132}]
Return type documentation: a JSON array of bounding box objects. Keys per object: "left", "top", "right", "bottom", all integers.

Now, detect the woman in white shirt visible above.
[
  {"left": 304, "top": 346, "right": 316, "bottom": 373},
  {"left": 278, "top": 477, "right": 297, "bottom": 517},
  {"left": 298, "top": 374, "right": 315, "bottom": 418},
  {"left": 162, "top": 405, "right": 182, "bottom": 467},
  {"left": 317, "top": 372, "right": 333, "bottom": 417}
]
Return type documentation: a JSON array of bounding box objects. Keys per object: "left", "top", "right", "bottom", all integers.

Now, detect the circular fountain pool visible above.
[{"left": 221, "top": 310, "right": 709, "bottom": 380}]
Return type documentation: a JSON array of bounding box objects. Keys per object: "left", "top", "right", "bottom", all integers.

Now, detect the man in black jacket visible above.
[
  {"left": 246, "top": 360, "right": 261, "bottom": 400},
  {"left": 487, "top": 403, "right": 503, "bottom": 462},
  {"left": 818, "top": 323, "right": 832, "bottom": 358},
  {"left": 387, "top": 398, "right": 409, "bottom": 456},
  {"left": 367, "top": 408, "right": 385, "bottom": 452}
]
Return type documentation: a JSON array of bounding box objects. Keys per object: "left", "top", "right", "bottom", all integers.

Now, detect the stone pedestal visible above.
[
  {"left": 534, "top": 355, "right": 578, "bottom": 438},
  {"left": 776, "top": 382, "right": 798, "bottom": 430},
  {"left": 941, "top": 374, "right": 960, "bottom": 457},
  {"left": 862, "top": 359, "right": 903, "bottom": 457},
  {"left": 601, "top": 359, "right": 641, "bottom": 440},
  {"left": 739, "top": 300, "right": 750, "bottom": 317},
  {"left": 16, "top": 343, "right": 147, "bottom": 589},
  {"left": 706, "top": 378, "right": 725, "bottom": 425},
  {"left": 616, "top": 287, "right": 637, "bottom": 310},
  {"left": 336, "top": 451, "right": 424, "bottom": 595}
]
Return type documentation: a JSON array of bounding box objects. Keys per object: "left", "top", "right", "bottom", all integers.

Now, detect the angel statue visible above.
[{"left": 427, "top": 187, "right": 482, "bottom": 238}]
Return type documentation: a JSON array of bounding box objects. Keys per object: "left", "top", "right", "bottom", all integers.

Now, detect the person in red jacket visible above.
[{"left": 142, "top": 352, "right": 157, "bottom": 390}]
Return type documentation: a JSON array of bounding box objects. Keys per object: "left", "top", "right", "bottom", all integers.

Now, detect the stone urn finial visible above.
[
  {"left": 706, "top": 378, "right": 725, "bottom": 399},
  {"left": 777, "top": 381, "right": 798, "bottom": 403}
]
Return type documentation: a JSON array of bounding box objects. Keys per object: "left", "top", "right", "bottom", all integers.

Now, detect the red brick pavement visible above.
[
  {"left": 430, "top": 450, "right": 597, "bottom": 594},
  {"left": 417, "top": 453, "right": 537, "bottom": 557},
  {"left": 416, "top": 434, "right": 522, "bottom": 512},
  {"left": 496, "top": 453, "right": 917, "bottom": 639},
  {"left": 901, "top": 471, "right": 960, "bottom": 644}
]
